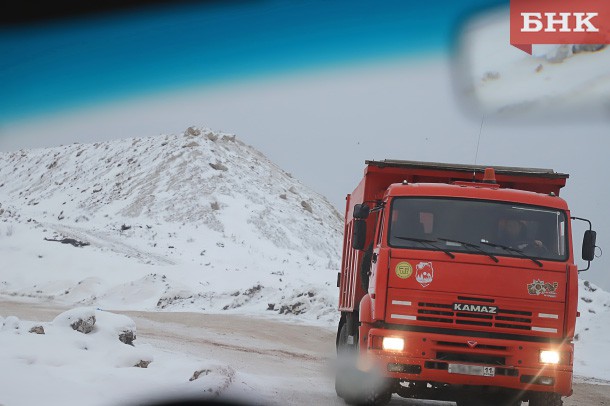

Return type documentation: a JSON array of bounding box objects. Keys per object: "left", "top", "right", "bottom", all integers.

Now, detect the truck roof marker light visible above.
[
  {"left": 402, "top": 179, "right": 408, "bottom": 185},
  {"left": 483, "top": 167, "right": 496, "bottom": 184}
]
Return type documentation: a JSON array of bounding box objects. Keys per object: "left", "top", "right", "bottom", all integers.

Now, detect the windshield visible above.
[{"left": 388, "top": 197, "right": 568, "bottom": 261}]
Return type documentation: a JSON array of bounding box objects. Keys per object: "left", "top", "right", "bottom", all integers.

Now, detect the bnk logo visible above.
[
  {"left": 510, "top": 0, "right": 610, "bottom": 54},
  {"left": 521, "top": 12, "right": 599, "bottom": 32}
]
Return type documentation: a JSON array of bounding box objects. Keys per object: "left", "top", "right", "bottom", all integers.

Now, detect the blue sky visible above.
[{"left": 0, "top": 0, "right": 506, "bottom": 123}]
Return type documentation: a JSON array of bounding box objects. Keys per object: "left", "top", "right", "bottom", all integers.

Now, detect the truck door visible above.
[{"left": 367, "top": 207, "right": 385, "bottom": 293}]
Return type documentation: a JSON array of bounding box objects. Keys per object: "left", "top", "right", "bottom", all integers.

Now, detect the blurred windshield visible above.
[{"left": 388, "top": 197, "right": 568, "bottom": 261}]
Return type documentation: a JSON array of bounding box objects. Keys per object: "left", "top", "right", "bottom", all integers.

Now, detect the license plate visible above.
[{"left": 448, "top": 363, "right": 495, "bottom": 377}]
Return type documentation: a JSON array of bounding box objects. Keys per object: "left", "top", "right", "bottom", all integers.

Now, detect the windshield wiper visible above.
[
  {"left": 480, "top": 240, "right": 543, "bottom": 267},
  {"left": 395, "top": 236, "right": 455, "bottom": 259},
  {"left": 438, "top": 238, "right": 499, "bottom": 263}
]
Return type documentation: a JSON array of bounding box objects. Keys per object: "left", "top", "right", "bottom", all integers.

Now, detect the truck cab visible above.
[{"left": 335, "top": 160, "right": 597, "bottom": 406}]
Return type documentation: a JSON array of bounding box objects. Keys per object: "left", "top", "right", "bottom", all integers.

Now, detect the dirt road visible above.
[{"left": 2, "top": 299, "right": 608, "bottom": 406}]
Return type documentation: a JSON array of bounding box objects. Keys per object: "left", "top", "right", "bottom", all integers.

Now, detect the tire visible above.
[
  {"left": 342, "top": 373, "right": 392, "bottom": 406},
  {"left": 456, "top": 400, "right": 497, "bottom": 406},
  {"left": 528, "top": 392, "right": 563, "bottom": 406},
  {"left": 335, "top": 323, "right": 357, "bottom": 400},
  {"left": 456, "top": 401, "right": 478, "bottom": 406},
  {"left": 335, "top": 323, "right": 393, "bottom": 406},
  {"left": 360, "top": 380, "right": 393, "bottom": 406},
  {"left": 456, "top": 397, "right": 521, "bottom": 406}
]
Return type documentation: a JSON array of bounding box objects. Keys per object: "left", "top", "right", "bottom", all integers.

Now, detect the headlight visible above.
[
  {"left": 382, "top": 337, "right": 404, "bottom": 351},
  {"left": 540, "top": 350, "right": 560, "bottom": 364}
]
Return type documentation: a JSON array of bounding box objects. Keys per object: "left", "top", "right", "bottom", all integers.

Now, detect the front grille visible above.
[
  {"left": 416, "top": 301, "right": 533, "bottom": 332},
  {"left": 496, "top": 315, "right": 530, "bottom": 323},
  {"left": 457, "top": 296, "right": 495, "bottom": 303},
  {"left": 436, "top": 351, "right": 506, "bottom": 365},
  {"left": 437, "top": 341, "right": 506, "bottom": 351},
  {"left": 456, "top": 319, "right": 492, "bottom": 327}
]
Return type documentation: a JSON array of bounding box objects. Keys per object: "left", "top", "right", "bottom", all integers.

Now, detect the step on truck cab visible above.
[{"left": 335, "top": 160, "right": 598, "bottom": 406}]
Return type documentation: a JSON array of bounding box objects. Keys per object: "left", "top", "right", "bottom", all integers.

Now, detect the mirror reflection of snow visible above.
[{"left": 457, "top": 10, "right": 610, "bottom": 117}]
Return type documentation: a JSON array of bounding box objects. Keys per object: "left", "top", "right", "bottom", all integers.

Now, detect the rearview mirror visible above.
[
  {"left": 352, "top": 219, "right": 367, "bottom": 251},
  {"left": 353, "top": 204, "right": 370, "bottom": 219},
  {"left": 453, "top": 9, "right": 609, "bottom": 121},
  {"left": 582, "top": 230, "right": 597, "bottom": 262}
]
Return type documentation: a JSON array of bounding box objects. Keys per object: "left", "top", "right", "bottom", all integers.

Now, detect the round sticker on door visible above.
[{"left": 395, "top": 262, "right": 413, "bottom": 279}]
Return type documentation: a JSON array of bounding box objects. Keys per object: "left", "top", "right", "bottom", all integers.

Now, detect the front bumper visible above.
[{"left": 362, "top": 327, "right": 573, "bottom": 396}]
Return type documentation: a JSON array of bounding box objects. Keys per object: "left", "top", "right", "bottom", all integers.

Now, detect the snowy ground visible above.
[
  {"left": 2, "top": 300, "right": 610, "bottom": 406},
  {"left": 0, "top": 303, "right": 318, "bottom": 406},
  {"left": 573, "top": 280, "right": 610, "bottom": 381},
  {"left": 1, "top": 128, "right": 610, "bottom": 405}
]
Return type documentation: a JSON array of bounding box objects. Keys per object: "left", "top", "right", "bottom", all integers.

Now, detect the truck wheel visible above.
[
  {"left": 343, "top": 372, "right": 392, "bottom": 406},
  {"left": 528, "top": 392, "right": 563, "bottom": 406},
  {"left": 361, "top": 380, "right": 393, "bottom": 406},
  {"left": 456, "top": 401, "right": 497, "bottom": 406},
  {"left": 335, "top": 323, "right": 393, "bottom": 406},
  {"left": 456, "top": 398, "right": 521, "bottom": 406},
  {"left": 335, "top": 323, "right": 356, "bottom": 399}
]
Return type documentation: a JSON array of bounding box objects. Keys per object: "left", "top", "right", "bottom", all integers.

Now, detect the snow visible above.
[
  {"left": 574, "top": 279, "right": 610, "bottom": 381},
  {"left": 0, "top": 308, "right": 267, "bottom": 406},
  {"left": 0, "top": 128, "right": 342, "bottom": 326}
]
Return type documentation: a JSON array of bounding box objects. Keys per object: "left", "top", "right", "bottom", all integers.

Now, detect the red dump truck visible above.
[{"left": 335, "top": 160, "right": 597, "bottom": 406}]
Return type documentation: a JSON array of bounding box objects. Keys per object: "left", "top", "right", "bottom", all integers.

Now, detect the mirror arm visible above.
[
  {"left": 571, "top": 216, "right": 592, "bottom": 230},
  {"left": 369, "top": 201, "right": 385, "bottom": 213},
  {"left": 578, "top": 261, "right": 591, "bottom": 273},
  {"left": 572, "top": 216, "right": 596, "bottom": 272},
  {"left": 362, "top": 200, "right": 385, "bottom": 214}
]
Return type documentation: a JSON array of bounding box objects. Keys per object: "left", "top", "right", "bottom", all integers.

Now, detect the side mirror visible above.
[
  {"left": 582, "top": 230, "right": 597, "bottom": 261},
  {"left": 353, "top": 204, "right": 370, "bottom": 219},
  {"left": 352, "top": 219, "right": 367, "bottom": 250}
]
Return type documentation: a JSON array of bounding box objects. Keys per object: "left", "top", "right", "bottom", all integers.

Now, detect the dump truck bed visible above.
[
  {"left": 367, "top": 159, "right": 568, "bottom": 180},
  {"left": 338, "top": 159, "right": 569, "bottom": 312}
]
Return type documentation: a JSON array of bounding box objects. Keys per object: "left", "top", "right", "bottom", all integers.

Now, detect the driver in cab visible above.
[{"left": 499, "top": 219, "right": 545, "bottom": 252}]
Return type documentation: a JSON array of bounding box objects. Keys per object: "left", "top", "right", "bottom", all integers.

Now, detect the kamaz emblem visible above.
[{"left": 453, "top": 303, "right": 498, "bottom": 314}]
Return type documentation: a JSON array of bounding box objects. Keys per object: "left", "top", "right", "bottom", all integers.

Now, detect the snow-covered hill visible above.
[{"left": 0, "top": 127, "right": 343, "bottom": 324}]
